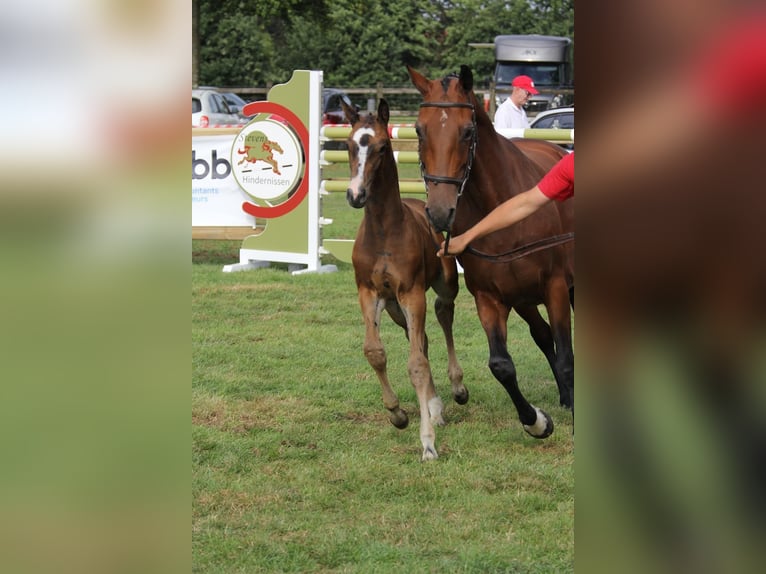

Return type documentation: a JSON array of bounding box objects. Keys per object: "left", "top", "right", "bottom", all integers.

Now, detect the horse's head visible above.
[
  {"left": 408, "top": 64, "right": 478, "bottom": 233},
  {"left": 341, "top": 98, "right": 393, "bottom": 209}
]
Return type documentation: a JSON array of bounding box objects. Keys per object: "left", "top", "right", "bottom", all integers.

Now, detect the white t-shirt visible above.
[{"left": 493, "top": 98, "right": 530, "bottom": 130}]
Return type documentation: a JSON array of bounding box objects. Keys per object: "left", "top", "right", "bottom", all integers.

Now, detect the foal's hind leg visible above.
[
  {"left": 358, "top": 287, "right": 408, "bottom": 429},
  {"left": 516, "top": 304, "right": 573, "bottom": 409}
]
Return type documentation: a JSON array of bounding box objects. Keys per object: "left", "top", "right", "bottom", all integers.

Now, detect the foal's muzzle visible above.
[{"left": 346, "top": 186, "right": 367, "bottom": 209}]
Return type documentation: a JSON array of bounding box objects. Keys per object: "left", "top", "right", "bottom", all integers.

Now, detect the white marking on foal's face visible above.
[
  {"left": 352, "top": 127, "right": 375, "bottom": 173},
  {"left": 348, "top": 126, "right": 375, "bottom": 200}
]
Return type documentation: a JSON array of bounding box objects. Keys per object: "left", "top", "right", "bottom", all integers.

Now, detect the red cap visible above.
[{"left": 512, "top": 75, "right": 539, "bottom": 95}]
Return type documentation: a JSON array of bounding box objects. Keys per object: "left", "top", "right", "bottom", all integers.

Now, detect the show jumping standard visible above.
[
  {"left": 408, "top": 65, "right": 575, "bottom": 438},
  {"left": 341, "top": 98, "right": 468, "bottom": 461}
]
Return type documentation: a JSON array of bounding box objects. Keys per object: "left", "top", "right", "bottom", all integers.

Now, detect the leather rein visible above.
[{"left": 418, "top": 98, "right": 574, "bottom": 263}]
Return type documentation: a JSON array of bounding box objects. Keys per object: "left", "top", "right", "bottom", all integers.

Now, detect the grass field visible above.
[{"left": 192, "top": 186, "right": 574, "bottom": 572}]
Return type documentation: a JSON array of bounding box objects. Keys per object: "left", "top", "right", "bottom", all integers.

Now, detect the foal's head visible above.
[
  {"left": 408, "top": 65, "right": 478, "bottom": 233},
  {"left": 341, "top": 98, "right": 393, "bottom": 209}
]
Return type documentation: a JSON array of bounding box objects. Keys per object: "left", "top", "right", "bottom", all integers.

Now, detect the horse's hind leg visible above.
[
  {"left": 516, "top": 304, "right": 573, "bottom": 409},
  {"left": 544, "top": 276, "right": 575, "bottom": 417},
  {"left": 432, "top": 271, "right": 468, "bottom": 405},
  {"left": 359, "top": 288, "right": 408, "bottom": 429},
  {"left": 478, "top": 294, "right": 553, "bottom": 439}
]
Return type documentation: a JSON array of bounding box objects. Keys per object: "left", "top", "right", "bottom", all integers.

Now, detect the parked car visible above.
[
  {"left": 529, "top": 106, "right": 574, "bottom": 130},
  {"left": 530, "top": 106, "right": 574, "bottom": 149},
  {"left": 220, "top": 92, "right": 249, "bottom": 116},
  {"left": 192, "top": 88, "right": 247, "bottom": 127},
  {"left": 322, "top": 88, "right": 357, "bottom": 125}
]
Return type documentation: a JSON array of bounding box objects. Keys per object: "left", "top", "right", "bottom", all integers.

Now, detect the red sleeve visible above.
[
  {"left": 692, "top": 14, "right": 766, "bottom": 117},
  {"left": 538, "top": 152, "right": 574, "bottom": 201}
]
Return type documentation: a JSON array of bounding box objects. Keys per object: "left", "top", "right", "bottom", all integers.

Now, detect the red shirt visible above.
[{"left": 538, "top": 152, "right": 574, "bottom": 201}]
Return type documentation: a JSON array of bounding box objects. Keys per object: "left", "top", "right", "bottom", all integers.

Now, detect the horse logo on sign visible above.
[
  {"left": 236, "top": 131, "right": 284, "bottom": 175},
  {"left": 231, "top": 116, "right": 304, "bottom": 205}
]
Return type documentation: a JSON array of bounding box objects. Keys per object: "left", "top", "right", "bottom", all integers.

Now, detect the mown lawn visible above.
[{"left": 192, "top": 238, "right": 574, "bottom": 573}]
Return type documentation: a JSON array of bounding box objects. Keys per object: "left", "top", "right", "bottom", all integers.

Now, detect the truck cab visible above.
[{"left": 494, "top": 35, "right": 573, "bottom": 116}]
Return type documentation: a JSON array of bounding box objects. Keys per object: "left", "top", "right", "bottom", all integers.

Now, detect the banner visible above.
[{"left": 192, "top": 132, "right": 255, "bottom": 227}]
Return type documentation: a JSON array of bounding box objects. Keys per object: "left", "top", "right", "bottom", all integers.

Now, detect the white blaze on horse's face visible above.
[
  {"left": 348, "top": 126, "right": 375, "bottom": 202},
  {"left": 440, "top": 110, "right": 448, "bottom": 126}
]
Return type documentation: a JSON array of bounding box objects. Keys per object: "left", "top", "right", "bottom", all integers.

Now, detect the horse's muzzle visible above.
[{"left": 425, "top": 205, "right": 455, "bottom": 233}]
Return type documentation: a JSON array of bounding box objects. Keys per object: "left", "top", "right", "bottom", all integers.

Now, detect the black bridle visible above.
[
  {"left": 417, "top": 101, "right": 478, "bottom": 197},
  {"left": 418, "top": 100, "right": 478, "bottom": 255}
]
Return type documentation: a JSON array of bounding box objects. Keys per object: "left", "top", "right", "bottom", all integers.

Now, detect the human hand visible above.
[{"left": 437, "top": 234, "right": 469, "bottom": 257}]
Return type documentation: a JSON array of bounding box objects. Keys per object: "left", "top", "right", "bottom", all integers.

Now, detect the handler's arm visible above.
[{"left": 437, "top": 186, "right": 552, "bottom": 257}]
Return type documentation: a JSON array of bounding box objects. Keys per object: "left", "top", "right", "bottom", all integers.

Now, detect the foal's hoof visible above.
[
  {"left": 388, "top": 408, "right": 409, "bottom": 429},
  {"left": 523, "top": 407, "right": 554, "bottom": 439},
  {"left": 453, "top": 387, "right": 469, "bottom": 405},
  {"left": 421, "top": 446, "right": 438, "bottom": 462}
]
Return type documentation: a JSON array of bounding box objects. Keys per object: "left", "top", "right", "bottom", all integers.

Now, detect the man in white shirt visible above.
[{"left": 493, "top": 75, "right": 539, "bottom": 130}]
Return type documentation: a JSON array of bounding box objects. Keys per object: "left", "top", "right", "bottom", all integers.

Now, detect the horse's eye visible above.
[{"left": 460, "top": 126, "right": 475, "bottom": 142}]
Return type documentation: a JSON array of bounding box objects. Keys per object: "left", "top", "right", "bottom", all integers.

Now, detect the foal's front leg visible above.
[
  {"left": 358, "top": 287, "right": 408, "bottom": 429},
  {"left": 400, "top": 290, "right": 443, "bottom": 461}
]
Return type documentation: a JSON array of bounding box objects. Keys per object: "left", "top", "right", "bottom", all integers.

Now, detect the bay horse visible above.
[
  {"left": 408, "top": 65, "right": 575, "bottom": 439},
  {"left": 340, "top": 98, "right": 468, "bottom": 461}
]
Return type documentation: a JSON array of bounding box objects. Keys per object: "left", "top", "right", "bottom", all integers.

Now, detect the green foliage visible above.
[{"left": 196, "top": 0, "right": 574, "bottom": 88}]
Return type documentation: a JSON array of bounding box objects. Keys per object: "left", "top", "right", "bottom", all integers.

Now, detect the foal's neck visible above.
[{"left": 364, "top": 151, "right": 405, "bottom": 225}]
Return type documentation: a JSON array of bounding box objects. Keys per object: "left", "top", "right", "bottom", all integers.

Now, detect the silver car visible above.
[{"left": 192, "top": 89, "right": 246, "bottom": 127}]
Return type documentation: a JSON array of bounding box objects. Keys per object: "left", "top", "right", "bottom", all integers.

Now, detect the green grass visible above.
[{"left": 193, "top": 238, "right": 573, "bottom": 573}]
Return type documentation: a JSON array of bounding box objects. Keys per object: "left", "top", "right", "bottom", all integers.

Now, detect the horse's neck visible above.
[
  {"left": 482, "top": 127, "right": 540, "bottom": 199},
  {"left": 363, "top": 155, "right": 405, "bottom": 226},
  {"left": 458, "top": 127, "right": 537, "bottom": 227}
]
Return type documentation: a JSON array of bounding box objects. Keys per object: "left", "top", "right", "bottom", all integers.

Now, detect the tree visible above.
[{"left": 194, "top": 0, "right": 574, "bottom": 89}]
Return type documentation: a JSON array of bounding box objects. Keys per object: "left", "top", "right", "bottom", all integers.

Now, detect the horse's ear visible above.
[
  {"left": 341, "top": 98, "right": 359, "bottom": 125},
  {"left": 459, "top": 65, "right": 473, "bottom": 93},
  {"left": 377, "top": 98, "right": 390, "bottom": 127},
  {"left": 407, "top": 65, "right": 430, "bottom": 96}
]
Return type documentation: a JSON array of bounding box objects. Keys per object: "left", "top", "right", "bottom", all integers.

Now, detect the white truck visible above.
[{"left": 493, "top": 34, "right": 573, "bottom": 115}]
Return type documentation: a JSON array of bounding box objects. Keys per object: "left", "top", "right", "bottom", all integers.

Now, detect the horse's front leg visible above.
[
  {"left": 400, "top": 290, "right": 443, "bottom": 461},
  {"left": 476, "top": 293, "right": 554, "bottom": 439},
  {"left": 432, "top": 268, "right": 468, "bottom": 406},
  {"left": 358, "top": 287, "right": 408, "bottom": 429}
]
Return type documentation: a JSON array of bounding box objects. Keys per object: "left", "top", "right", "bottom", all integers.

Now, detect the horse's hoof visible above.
[
  {"left": 388, "top": 408, "right": 409, "bottom": 429},
  {"left": 453, "top": 387, "right": 469, "bottom": 405},
  {"left": 421, "top": 446, "right": 438, "bottom": 462},
  {"left": 523, "top": 407, "right": 554, "bottom": 439}
]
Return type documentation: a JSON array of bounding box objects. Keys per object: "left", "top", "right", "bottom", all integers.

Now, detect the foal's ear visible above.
[
  {"left": 407, "top": 65, "right": 430, "bottom": 96},
  {"left": 459, "top": 64, "right": 473, "bottom": 93},
  {"left": 377, "top": 98, "right": 390, "bottom": 127},
  {"left": 341, "top": 98, "right": 359, "bottom": 125}
]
